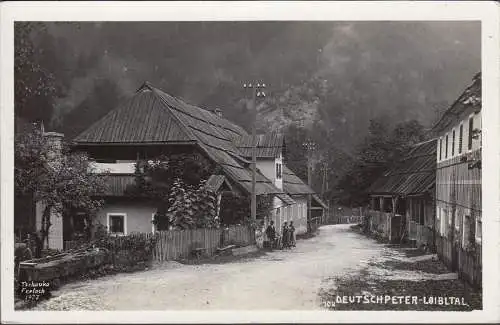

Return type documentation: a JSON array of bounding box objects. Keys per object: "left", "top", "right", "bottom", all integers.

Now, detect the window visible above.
[
  {"left": 445, "top": 134, "right": 449, "bottom": 158},
  {"left": 468, "top": 116, "right": 474, "bottom": 150},
  {"left": 440, "top": 208, "right": 446, "bottom": 236},
  {"left": 475, "top": 218, "right": 482, "bottom": 242},
  {"left": 451, "top": 129, "right": 455, "bottom": 156},
  {"left": 458, "top": 124, "right": 463, "bottom": 154},
  {"left": 383, "top": 198, "right": 393, "bottom": 213},
  {"left": 463, "top": 215, "right": 470, "bottom": 247},
  {"left": 439, "top": 138, "right": 443, "bottom": 160},
  {"left": 276, "top": 162, "right": 282, "bottom": 180},
  {"left": 107, "top": 213, "right": 126, "bottom": 235}
]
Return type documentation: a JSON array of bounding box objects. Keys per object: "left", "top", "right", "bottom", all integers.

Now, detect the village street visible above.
[{"left": 35, "top": 224, "right": 385, "bottom": 310}]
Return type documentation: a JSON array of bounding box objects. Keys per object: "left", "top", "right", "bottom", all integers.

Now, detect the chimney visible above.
[
  {"left": 214, "top": 108, "right": 222, "bottom": 118},
  {"left": 43, "top": 132, "right": 64, "bottom": 164}
]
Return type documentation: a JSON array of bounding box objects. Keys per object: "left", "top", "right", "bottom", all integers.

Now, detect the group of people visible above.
[{"left": 264, "top": 220, "right": 296, "bottom": 250}]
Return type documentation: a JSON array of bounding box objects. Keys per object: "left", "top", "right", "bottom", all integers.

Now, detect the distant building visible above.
[
  {"left": 432, "top": 72, "right": 482, "bottom": 287},
  {"left": 234, "top": 133, "right": 327, "bottom": 235},
  {"left": 367, "top": 139, "right": 437, "bottom": 245}
]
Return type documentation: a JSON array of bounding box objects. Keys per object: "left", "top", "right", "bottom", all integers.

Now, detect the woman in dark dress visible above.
[
  {"left": 282, "top": 221, "right": 289, "bottom": 249},
  {"left": 265, "top": 220, "right": 277, "bottom": 249},
  {"left": 289, "top": 221, "right": 296, "bottom": 247}
]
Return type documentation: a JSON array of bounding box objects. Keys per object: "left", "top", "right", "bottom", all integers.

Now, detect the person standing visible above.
[
  {"left": 289, "top": 221, "right": 296, "bottom": 247},
  {"left": 265, "top": 220, "right": 276, "bottom": 249},
  {"left": 282, "top": 221, "right": 289, "bottom": 249}
]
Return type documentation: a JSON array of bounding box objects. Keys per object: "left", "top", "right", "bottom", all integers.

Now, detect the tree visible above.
[
  {"left": 15, "top": 22, "right": 57, "bottom": 126},
  {"left": 166, "top": 179, "right": 218, "bottom": 229},
  {"left": 127, "top": 153, "right": 218, "bottom": 230},
  {"left": 336, "top": 118, "right": 426, "bottom": 206},
  {"left": 15, "top": 126, "right": 106, "bottom": 248}
]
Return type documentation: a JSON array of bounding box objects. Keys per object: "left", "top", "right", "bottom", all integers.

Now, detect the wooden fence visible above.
[
  {"left": 435, "top": 234, "right": 482, "bottom": 289},
  {"left": 65, "top": 225, "right": 255, "bottom": 262},
  {"left": 153, "top": 225, "right": 255, "bottom": 261},
  {"left": 328, "top": 215, "right": 364, "bottom": 225}
]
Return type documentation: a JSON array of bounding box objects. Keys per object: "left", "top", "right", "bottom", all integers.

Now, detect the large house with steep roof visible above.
[
  {"left": 43, "top": 82, "right": 326, "bottom": 249},
  {"left": 432, "top": 72, "right": 482, "bottom": 288}
]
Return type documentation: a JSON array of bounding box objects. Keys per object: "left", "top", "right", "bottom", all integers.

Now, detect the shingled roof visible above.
[
  {"left": 433, "top": 72, "right": 481, "bottom": 134},
  {"left": 368, "top": 139, "right": 437, "bottom": 196},
  {"left": 282, "top": 165, "right": 314, "bottom": 195},
  {"left": 235, "top": 132, "right": 284, "bottom": 158},
  {"left": 74, "top": 82, "right": 280, "bottom": 196}
]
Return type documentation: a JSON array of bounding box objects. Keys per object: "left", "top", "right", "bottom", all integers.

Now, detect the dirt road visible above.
[{"left": 35, "top": 224, "right": 385, "bottom": 311}]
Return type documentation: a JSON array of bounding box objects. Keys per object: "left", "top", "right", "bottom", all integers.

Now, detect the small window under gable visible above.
[{"left": 276, "top": 162, "right": 282, "bottom": 180}]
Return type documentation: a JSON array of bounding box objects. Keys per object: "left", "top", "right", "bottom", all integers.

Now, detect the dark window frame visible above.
[
  {"left": 459, "top": 124, "right": 463, "bottom": 154},
  {"left": 109, "top": 214, "right": 125, "bottom": 234},
  {"left": 439, "top": 138, "right": 443, "bottom": 160},
  {"left": 445, "top": 134, "right": 449, "bottom": 158},
  {"left": 452, "top": 129, "right": 455, "bottom": 156},
  {"left": 276, "top": 162, "right": 282, "bottom": 180},
  {"left": 468, "top": 116, "right": 474, "bottom": 151}
]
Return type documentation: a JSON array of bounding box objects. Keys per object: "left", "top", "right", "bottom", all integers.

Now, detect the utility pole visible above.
[
  {"left": 243, "top": 81, "right": 266, "bottom": 222},
  {"left": 302, "top": 139, "right": 316, "bottom": 231}
]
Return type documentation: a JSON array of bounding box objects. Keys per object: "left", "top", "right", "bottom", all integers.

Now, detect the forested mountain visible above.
[{"left": 15, "top": 21, "right": 480, "bottom": 202}]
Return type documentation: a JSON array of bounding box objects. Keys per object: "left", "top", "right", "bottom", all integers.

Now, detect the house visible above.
[
  {"left": 367, "top": 139, "right": 437, "bottom": 246},
  {"left": 235, "top": 133, "right": 328, "bottom": 235},
  {"left": 37, "top": 82, "right": 325, "bottom": 249},
  {"left": 431, "top": 72, "right": 482, "bottom": 287}
]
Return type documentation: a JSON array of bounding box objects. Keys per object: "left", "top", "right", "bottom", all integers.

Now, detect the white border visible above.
[{"left": 2, "top": 1, "right": 499, "bottom": 324}]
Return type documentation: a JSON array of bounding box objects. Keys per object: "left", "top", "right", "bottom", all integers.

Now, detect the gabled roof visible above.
[
  {"left": 368, "top": 139, "right": 437, "bottom": 196},
  {"left": 276, "top": 193, "right": 296, "bottom": 206},
  {"left": 73, "top": 82, "right": 280, "bottom": 196},
  {"left": 312, "top": 194, "right": 328, "bottom": 210},
  {"left": 235, "top": 132, "right": 284, "bottom": 158},
  {"left": 433, "top": 72, "right": 481, "bottom": 133},
  {"left": 73, "top": 88, "right": 195, "bottom": 144}
]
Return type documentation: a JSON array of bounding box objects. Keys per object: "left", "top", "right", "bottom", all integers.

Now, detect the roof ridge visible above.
[{"left": 149, "top": 84, "right": 247, "bottom": 138}]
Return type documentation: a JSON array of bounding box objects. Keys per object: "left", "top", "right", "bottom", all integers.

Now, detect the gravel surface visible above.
[
  {"left": 33, "top": 224, "right": 383, "bottom": 311},
  {"left": 319, "top": 232, "right": 482, "bottom": 311}
]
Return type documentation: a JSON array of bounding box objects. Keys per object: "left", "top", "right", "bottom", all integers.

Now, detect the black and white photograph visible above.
[{"left": 1, "top": 1, "right": 499, "bottom": 324}]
